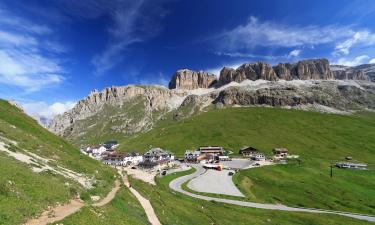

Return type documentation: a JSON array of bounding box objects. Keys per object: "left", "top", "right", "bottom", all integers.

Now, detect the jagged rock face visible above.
[
  {"left": 219, "top": 58, "right": 335, "bottom": 85},
  {"left": 353, "top": 64, "right": 375, "bottom": 82},
  {"left": 294, "top": 59, "right": 333, "bottom": 80},
  {"left": 169, "top": 69, "right": 217, "bottom": 90},
  {"left": 332, "top": 69, "right": 369, "bottom": 80},
  {"left": 331, "top": 65, "right": 372, "bottom": 81},
  {"left": 212, "top": 81, "right": 375, "bottom": 110},
  {"left": 273, "top": 63, "right": 293, "bottom": 80},
  {"left": 220, "top": 62, "right": 278, "bottom": 84},
  {"left": 48, "top": 85, "right": 183, "bottom": 136}
]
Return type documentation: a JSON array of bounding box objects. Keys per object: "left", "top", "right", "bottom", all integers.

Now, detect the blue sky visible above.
[{"left": 1, "top": 0, "right": 375, "bottom": 119}]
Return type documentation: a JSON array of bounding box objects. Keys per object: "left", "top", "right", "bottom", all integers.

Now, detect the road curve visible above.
[{"left": 169, "top": 165, "right": 375, "bottom": 223}]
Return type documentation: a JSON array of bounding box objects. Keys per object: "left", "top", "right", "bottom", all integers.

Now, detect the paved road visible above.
[
  {"left": 169, "top": 165, "right": 375, "bottom": 223},
  {"left": 188, "top": 169, "right": 244, "bottom": 197}
]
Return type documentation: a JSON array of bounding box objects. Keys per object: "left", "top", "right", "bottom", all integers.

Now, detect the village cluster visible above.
[
  {"left": 81, "top": 141, "right": 368, "bottom": 174},
  {"left": 80, "top": 141, "right": 299, "bottom": 172}
]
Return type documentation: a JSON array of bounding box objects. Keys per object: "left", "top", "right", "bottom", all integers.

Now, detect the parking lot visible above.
[{"left": 187, "top": 167, "right": 244, "bottom": 197}]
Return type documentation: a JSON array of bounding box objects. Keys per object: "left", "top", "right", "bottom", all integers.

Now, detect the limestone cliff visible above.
[
  {"left": 219, "top": 58, "right": 335, "bottom": 85},
  {"left": 168, "top": 69, "right": 217, "bottom": 90}
]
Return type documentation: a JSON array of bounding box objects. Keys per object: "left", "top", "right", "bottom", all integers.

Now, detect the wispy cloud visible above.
[
  {"left": 214, "top": 16, "right": 375, "bottom": 66},
  {"left": 22, "top": 100, "right": 76, "bottom": 125},
  {"left": 216, "top": 17, "right": 351, "bottom": 51},
  {"left": 334, "top": 31, "right": 375, "bottom": 55},
  {"left": 91, "top": 0, "right": 169, "bottom": 74},
  {"left": 138, "top": 72, "right": 169, "bottom": 87},
  {"left": 288, "top": 49, "right": 301, "bottom": 58},
  {"left": 333, "top": 55, "right": 369, "bottom": 67},
  {"left": 0, "top": 7, "right": 67, "bottom": 92}
]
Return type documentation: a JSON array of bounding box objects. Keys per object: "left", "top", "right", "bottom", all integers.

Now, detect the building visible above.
[
  {"left": 126, "top": 152, "right": 143, "bottom": 165},
  {"left": 144, "top": 148, "right": 174, "bottom": 162},
  {"left": 102, "top": 151, "right": 143, "bottom": 166},
  {"left": 139, "top": 148, "right": 175, "bottom": 169},
  {"left": 103, "top": 140, "right": 119, "bottom": 150},
  {"left": 92, "top": 146, "right": 107, "bottom": 155},
  {"left": 198, "top": 146, "right": 224, "bottom": 155},
  {"left": 218, "top": 155, "right": 231, "bottom": 161},
  {"left": 239, "top": 146, "right": 258, "bottom": 157},
  {"left": 184, "top": 150, "right": 202, "bottom": 162},
  {"left": 250, "top": 153, "right": 266, "bottom": 161},
  {"left": 102, "top": 152, "right": 127, "bottom": 166},
  {"left": 336, "top": 162, "right": 367, "bottom": 170},
  {"left": 273, "top": 148, "right": 289, "bottom": 159}
]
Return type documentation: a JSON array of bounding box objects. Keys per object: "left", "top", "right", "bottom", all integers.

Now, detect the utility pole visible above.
[{"left": 330, "top": 165, "right": 333, "bottom": 178}]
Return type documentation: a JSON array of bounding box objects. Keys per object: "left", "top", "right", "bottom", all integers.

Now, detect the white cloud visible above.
[
  {"left": 0, "top": 8, "right": 66, "bottom": 92},
  {"left": 334, "top": 55, "right": 369, "bottom": 66},
  {"left": 218, "top": 17, "right": 352, "bottom": 51},
  {"left": 216, "top": 16, "right": 375, "bottom": 60},
  {"left": 334, "top": 31, "right": 375, "bottom": 55},
  {"left": 206, "top": 63, "right": 243, "bottom": 77},
  {"left": 138, "top": 72, "right": 169, "bottom": 87},
  {"left": 22, "top": 101, "right": 76, "bottom": 125},
  {"left": 91, "top": 0, "right": 169, "bottom": 74},
  {"left": 370, "top": 58, "right": 375, "bottom": 64},
  {"left": 288, "top": 49, "right": 301, "bottom": 58}
]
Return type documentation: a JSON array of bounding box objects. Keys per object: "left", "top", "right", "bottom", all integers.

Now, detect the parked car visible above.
[
  {"left": 131, "top": 166, "right": 137, "bottom": 169},
  {"left": 161, "top": 170, "right": 167, "bottom": 176},
  {"left": 228, "top": 172, "right": 234, "bottom": 176}
]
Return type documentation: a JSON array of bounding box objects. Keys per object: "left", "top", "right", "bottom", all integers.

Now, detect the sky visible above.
[{"left": 1, "top": 0, "right": 375, "bottom": 121}]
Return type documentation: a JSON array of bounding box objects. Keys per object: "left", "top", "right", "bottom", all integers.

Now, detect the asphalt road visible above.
[
  {"left": 187, "top": 169, "right": 244, "bottom": 197},
  {"left": 169, "top": 164, "right": 375, "bottom": 223}
]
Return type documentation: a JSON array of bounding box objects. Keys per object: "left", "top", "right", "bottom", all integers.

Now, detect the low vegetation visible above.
[
  {"left": 120, "top": 107, "right": 375, "bottom": 214},
  {"left": 55, "top": 187, "right": 150, "bottom": 225},
  {"left": 129, "top": 170, "right": 372, "bottom": 225},
  {"left": 0, "top": 100, "right": 116, "bottom": 224}
]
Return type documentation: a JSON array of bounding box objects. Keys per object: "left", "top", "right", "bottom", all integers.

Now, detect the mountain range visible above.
[{"left": 47, "top": 58, "right": 375, "bottom": 145}]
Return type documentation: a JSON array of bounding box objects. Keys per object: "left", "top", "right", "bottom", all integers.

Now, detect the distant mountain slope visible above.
[
  {"left": 48, "top": 59, "right": 375, "bottom": 146},
  {"left": 0, "top": 99, "right": 115, "bottom": 225}
]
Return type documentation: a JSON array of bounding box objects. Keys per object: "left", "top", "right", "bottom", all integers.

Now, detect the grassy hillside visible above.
[
  {"left": 64, "top": 96, "right": 168, "bottom": 146},
  {"left": 119, "top": 107, "right": 375, "bottom": 214},
  {"left": 0, "top": 100, "right": 116, "bottom": 225},
  {"left": 129, "top": 170, "right": 372, "bottom": 225},
  {"left": 55, "top": 187, "right": 150, "bottom": 225}
]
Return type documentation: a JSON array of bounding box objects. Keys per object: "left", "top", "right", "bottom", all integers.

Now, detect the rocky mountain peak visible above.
[
  {"left": 168, "top": 69, "right": 217, "bottom": 90},
  {"left": 219, "top": 58, "right": 336, "bottom": 85}
]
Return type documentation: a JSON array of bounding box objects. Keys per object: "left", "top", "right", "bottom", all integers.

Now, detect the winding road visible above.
[{"left": 169, "top": 165, "right": 375, "bottom": 223}]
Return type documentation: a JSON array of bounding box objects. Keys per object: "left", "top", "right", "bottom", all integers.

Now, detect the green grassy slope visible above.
[
  {"left": 0, "top": 100, "right": 116, "bottom": 225},
  {"left": 119, "top": 107, "right": 375, "bottom": 214},
  {"left": 129, "top": 170, "right": 372, "bottom": 225},
  {"left": 65, "top": 96, "right": 169, "bottom": 146},
  {"left": 55, "top": 187, "right": 150, "bottom": 225}
]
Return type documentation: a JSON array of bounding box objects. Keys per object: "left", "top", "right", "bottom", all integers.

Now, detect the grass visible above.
[
  {"left": 0, "top": 99, "right": 116, "bottom": 224},
  {"left": 55, "top": 187, "right": 150, "bottom": 225},
  {"left": 118, "top": 107, "right": 375, "bottom": 214},
  {"left": 128, "top": 169, "right": 373, "bottom": 225}
]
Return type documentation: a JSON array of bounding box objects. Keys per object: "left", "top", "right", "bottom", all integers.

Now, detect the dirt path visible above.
[
  {"left": 92, "top": 179, "right": 121, "bottom": 207},
  {"left": 24, "top": 179, "right": 121, "bottom": 225},
  {"left": 24, "top": 199, "right": 84, "bottom": 225},
  {"left": 119, "top": 169, "right": 162, "bottom": 225}
]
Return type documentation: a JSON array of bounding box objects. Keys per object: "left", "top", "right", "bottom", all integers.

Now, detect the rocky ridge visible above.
[
  {"left": 48, "top": 58, "right": 375, "bottom": 143},
  {"left": 169, "top": 69, "right": 217, "bottom": 90}
]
